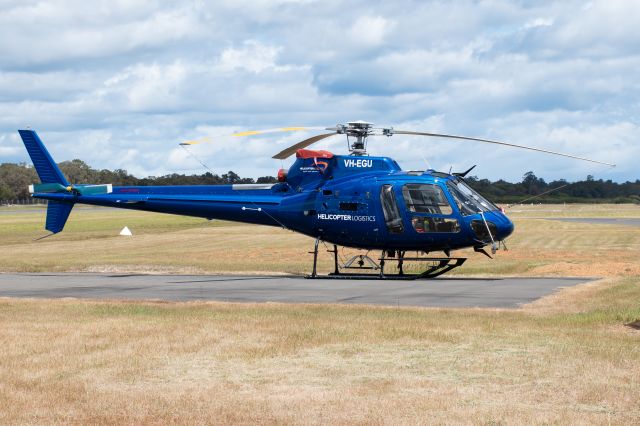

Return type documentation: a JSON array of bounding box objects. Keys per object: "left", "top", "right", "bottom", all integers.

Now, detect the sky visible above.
[{"left": 0, "top": 0, "right": 638, "bottom": 182}]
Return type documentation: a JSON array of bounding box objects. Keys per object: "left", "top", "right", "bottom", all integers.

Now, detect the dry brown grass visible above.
[
  {"left": 507, "top": 203, "right": 639, "bottom": 218},
  {"left": 0, "top": 204, "right": 639, "bottom": 424},
  {"left": 0, "top": 288, "right": 639, "bottom": 425}
]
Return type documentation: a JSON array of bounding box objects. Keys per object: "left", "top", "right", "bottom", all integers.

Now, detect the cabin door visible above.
[{"left": 379, "top": 184, "right": 404, "bottom": 235}]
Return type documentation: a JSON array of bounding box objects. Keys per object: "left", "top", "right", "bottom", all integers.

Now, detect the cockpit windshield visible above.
[{"left": 446, "top": 178, "right": 498, "bottom": 216}]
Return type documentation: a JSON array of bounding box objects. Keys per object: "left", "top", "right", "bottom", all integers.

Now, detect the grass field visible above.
[
  {"left": 0, "top": 203, "right": 639, "bottom": 424},
  {"left": 0, "top": 203, "right": 639, "bottom": 276}
]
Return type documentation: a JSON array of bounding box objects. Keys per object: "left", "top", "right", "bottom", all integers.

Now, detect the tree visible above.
[
  {"left": 521, "top": 171, "right": 546, "bottom": 195},
  {"left": 257, "top": 176, "right": 278, "bottom": 184},
  {"left": 0, "top": 180, "right": 14, "bottom": 201},
  {"left": 222, "top": 171, "right": 241, "bottom": 184},
  {"left": 0, "top": 163, "right": 37, "bottom": 200},
  {"left": 59, "top": 159, "right": 96, "bottom": 184}
]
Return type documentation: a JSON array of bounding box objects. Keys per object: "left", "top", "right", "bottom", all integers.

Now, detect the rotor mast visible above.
[{"left": 336, "top": 120, "right": 377, "bottom": 156}]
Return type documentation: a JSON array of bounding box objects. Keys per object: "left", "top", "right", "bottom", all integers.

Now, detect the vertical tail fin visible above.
[
  {"left": 18, "top": 129, "right": 74, "bottom": 234},
  {"left": 18, "top": 129, "right": 69, "bottom": 185}
]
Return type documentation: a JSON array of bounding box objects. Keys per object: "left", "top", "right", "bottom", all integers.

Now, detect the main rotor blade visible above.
[
  {"left": 272, "top": 132, "right": 338, "bottom": 159},
  {"left": 393, "top": 130, "right": 616, "bottom": 167},
  {"left": 180, "top": 127, "right": 325, "bottom": 146}
]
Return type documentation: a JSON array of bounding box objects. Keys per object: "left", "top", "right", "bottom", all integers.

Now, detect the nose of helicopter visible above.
[
  {"left": 469, "top": 210, "right": 514, "bottom": 243},
  {"left": 490, "top": 210, "right": 515, "bottom": 240}
]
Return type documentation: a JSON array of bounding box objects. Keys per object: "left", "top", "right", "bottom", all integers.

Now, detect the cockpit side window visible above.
[
  {"left": 380, "top": 184, "right": 404, "bottom": 234},
  {"left": 446, "top": 179, "right": 497, "bottom": 216},
  {"left": 401, "top": 184, "right": 453, "bottom": 215}
]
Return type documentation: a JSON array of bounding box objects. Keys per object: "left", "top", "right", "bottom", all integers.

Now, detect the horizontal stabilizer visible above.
[
  {"left": 72, "top": 184, "right": 113, "bottom": 195},
  {"left": 29, "top": 183, "right": 68, "bottom": 193},
  {"left": 28, "top": 183, "right": 113, "bottom": 196}
]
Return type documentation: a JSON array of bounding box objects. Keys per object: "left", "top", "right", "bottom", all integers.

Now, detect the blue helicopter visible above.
[{"left": 18, "top": 121, "right": 613, "bottom": 279}]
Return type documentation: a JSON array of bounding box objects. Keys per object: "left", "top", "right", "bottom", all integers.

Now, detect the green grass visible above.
[
  {"left": 0, "top": 206, "right": 212, "bottom": 244},
  {"left": 0, "top": 204, "right": 638, "bottom": 276},
  {"left": 506, "top": 203, "right": 640, "bottom": 218}
]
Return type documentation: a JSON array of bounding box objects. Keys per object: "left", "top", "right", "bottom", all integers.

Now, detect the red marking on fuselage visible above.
[
  {"left": 314, "top": 158, "right": 329, "bottom": 173},
  {"left": 296, "top": 149, "right": 334, "bottom": 159}
]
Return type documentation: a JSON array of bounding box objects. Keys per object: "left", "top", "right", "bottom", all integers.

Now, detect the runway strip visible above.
[{"left": 0, "top": 273, "right": 591, "bottom": 308}]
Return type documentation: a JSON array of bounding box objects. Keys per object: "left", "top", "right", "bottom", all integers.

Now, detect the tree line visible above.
[
  {"left": 0, "top": 160, "right": 277, "bottom": 202},
  {"left": 1, "top": 160, "right": 638, "bottom": 204},
  {"left": 465, "top": 171, "right": 639, "bottom": 204}
]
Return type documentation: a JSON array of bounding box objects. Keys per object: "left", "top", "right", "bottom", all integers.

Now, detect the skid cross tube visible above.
[{"left": 341, "top": 255, "right": 380, "bottom": 270}]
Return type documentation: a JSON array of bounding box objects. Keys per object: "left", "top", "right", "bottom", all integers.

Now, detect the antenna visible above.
[{"left": 420, "top": 153, "right": 432, "bottom": 170}]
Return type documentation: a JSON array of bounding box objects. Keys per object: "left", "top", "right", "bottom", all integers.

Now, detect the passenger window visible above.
[
  {"left": 380, "top": 185, "right": 404, "bottom": 234},
  {"left": 402, "top": 184, "right": 453, "bottom": 215},
  {"left": 412, "top": 217, "right": 460, "bottom": 233}
]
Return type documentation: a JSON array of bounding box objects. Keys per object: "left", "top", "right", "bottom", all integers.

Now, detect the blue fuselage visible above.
[{"left": 33, "top": 154, "right": 514, "bottom": 252}]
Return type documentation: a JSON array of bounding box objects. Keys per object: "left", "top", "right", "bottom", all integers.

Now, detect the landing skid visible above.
[{"left": 306, "top": 239, "right": 466, "bottom": 280}]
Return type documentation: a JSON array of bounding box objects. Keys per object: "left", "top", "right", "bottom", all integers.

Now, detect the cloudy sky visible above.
[{"left": 0, "top": 0, "right": 637, "bottom": 182}]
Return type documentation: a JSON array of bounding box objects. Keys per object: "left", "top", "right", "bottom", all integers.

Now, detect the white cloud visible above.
[
  {"left": 217, "top": 41, "right": 282, "bottom": 73},
  {"left": 0, "top": 1, "right": 204, "bottom": 67},
  {"left": 0, "top": 0, "right": 637, "bottom": 183},
  {"left": 348, "top": 16, "right": 394, "bottom": 47},
  {"left": 101, "top": 62, "right": 188, "bottom": 112},
  {"left": 524, "top": 18, "right": 554, "bottom": 29}
]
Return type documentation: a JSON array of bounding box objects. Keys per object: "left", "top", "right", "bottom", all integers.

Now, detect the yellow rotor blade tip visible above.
[{"left": 232, "top": 130, "right": 262, "bottom": 137}]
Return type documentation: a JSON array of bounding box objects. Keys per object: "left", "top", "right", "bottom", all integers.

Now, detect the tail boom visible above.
[{"left": 19, "top": 129, "right": 287, "bottom": 232}]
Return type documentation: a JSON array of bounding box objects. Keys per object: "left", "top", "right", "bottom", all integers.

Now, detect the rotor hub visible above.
[{"left": 335, "top": 121, "right": 376, "bottom": 156}]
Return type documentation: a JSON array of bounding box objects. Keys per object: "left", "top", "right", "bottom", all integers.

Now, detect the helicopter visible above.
[{"left": 18, "top": 121, "right": 613, "bottom": 279}]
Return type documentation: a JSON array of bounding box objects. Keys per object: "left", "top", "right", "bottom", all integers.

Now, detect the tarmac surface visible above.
[{"left": 0, "top": 273, "right": 592, "bottom": 308}]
